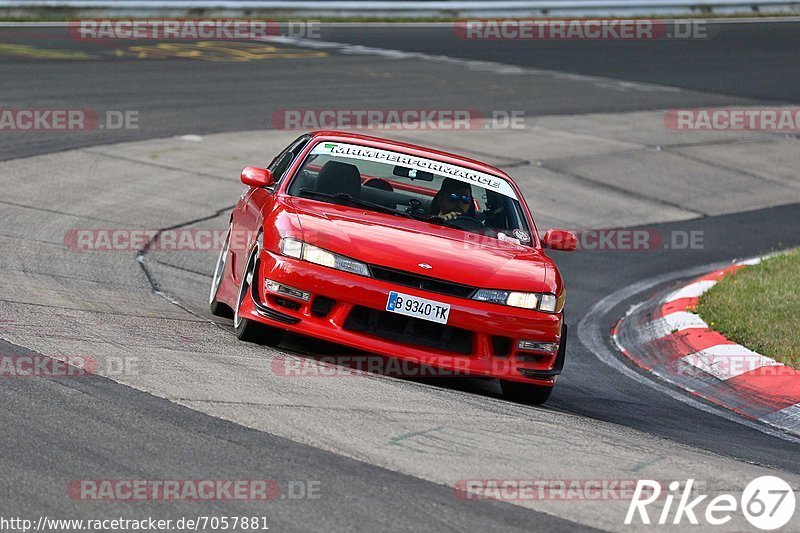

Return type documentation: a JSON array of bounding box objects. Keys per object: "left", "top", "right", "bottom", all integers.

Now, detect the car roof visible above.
[{"left": 307, "top": 130, "right": 513, "bottom": 183}]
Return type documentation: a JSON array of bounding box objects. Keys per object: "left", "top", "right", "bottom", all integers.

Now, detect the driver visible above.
[{"left": 432, "top": 178, "right": 474, "bottom": 221}]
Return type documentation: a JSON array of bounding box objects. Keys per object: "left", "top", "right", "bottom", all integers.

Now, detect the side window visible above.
[
  {"left": 269, "top": 136, "right": 310, "bottom": 185},
  {"left": 270, "top": 151, "right": 294, "bottom": 182}
]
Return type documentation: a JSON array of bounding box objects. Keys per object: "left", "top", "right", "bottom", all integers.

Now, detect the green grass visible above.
[{"left": 698, "top": 249, "right": 800, "bottom": 369}]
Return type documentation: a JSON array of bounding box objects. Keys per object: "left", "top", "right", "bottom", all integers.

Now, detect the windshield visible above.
[{"left": 287, "top": 141, "right": 534, "bottom": 245}]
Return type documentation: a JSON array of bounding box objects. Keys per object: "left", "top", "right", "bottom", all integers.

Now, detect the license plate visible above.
[{"left": 386, "top": 291, "right": 450, "bottom": 324}]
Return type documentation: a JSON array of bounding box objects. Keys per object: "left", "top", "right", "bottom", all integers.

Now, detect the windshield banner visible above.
[{"left": 311, "top": 142, "right": 518, "bottom": 200}]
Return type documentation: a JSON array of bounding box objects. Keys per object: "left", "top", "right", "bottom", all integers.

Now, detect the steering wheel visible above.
[{"left": 444, "top": 214, "right": 495, "bottom": 236}]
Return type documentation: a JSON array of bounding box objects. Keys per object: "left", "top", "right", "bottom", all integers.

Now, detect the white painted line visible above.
[
  {"left": 664, "top": 279, "right": 717, "bottom": 302},
  {"left": 264, "top": 34, "right": 682, "bottom": 92},
  {"left": 760, "top": 403, "right": 800, "bottom": 430},
  {"left": 738, "top": 256, "right": 764, "bottom": 266},
  {"left": 680, "top": 344, "right": 782, "bottom": 381}
]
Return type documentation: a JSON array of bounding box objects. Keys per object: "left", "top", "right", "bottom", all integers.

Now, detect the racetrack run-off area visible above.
[{"left": 614, "top": 256, "right": 800, "bottom": 438}]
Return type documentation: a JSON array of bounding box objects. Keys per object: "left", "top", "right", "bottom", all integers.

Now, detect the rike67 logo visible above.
[{"left": 626, "top": 476, "right": 796, "bottom": 530}]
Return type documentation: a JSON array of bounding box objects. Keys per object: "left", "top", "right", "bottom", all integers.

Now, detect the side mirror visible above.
[
  {"left": 240, "top": 166, "right": 274, "bottom": 188},
  {"left": 542, "top": 229, "right": 577, "bottom": 252}
]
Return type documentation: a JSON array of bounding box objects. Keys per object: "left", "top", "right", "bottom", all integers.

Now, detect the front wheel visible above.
[
  {"left": 500, "top": 380, "right": 553, "bottom": 405},
  {"left": 209, "top": 223, "right": 234, "bottom": 318},
  {"left": 233, "top": 242, "right": 285, "bottom": 347}
]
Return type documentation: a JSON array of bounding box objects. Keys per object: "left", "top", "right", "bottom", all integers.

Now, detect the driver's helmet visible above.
[{"left": 430, "top": 178, "right": 476, "bottom": 217}]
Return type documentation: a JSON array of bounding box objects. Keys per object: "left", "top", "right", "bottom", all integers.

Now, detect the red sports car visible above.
[{"left": 209, "top": 131, "right": 576, "bottom": 404}]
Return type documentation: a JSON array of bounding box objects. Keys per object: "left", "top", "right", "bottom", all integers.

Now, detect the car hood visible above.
[{"left": 286, "top": 198, "right": 556, "bottom": 293}]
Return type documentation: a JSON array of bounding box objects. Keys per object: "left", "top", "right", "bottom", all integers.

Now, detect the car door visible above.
[{"left": 230, "top": 135, "right": 310, "bottom": 283}]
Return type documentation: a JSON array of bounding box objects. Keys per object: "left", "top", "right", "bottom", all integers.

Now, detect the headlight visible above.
[
  {"left": 473, "top": 288, "right": 561, "bottom": 313},
  {"left": 507, "top": 292, "right": 540, "bottom": 309},
  {"left": 303, "top": 244, "right": 336, "bottom": 268},
  {"left": 279, "top": 238, "right": 371, "bottom": 277}
]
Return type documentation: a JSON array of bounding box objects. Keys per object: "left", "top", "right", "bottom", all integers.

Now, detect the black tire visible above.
[
  {"left": 209, "top": 224, "right": 234, "bottom": 318},
  {"left": 500, "top": 380, "right": 553, "bottom": 405},
  {"left": 233, "top": 243, "right": 285, "bottom": 347},
  {"left": 210, "top": 299, "right": 234, "bottom": 319},
  {"left": 234, "top": 313, "right": 284, "bottom": 346}
]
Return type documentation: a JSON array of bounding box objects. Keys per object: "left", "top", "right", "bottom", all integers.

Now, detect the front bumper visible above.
[{"left": 240, "top": 250, "right": 565, "bottom": 386}]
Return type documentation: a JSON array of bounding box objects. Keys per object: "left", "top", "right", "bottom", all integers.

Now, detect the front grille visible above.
[
  {"left": 311, "top": 296, "right": 335, "bottom": 317},
  {"left": 274, "top": 297, "right": 301, "bottom": 311},
  {"left": 370, "top": 265, "right": 476, "bottom": 298},
  {"left": 344, "top": 306, "right": 473, "bottom": 355}
]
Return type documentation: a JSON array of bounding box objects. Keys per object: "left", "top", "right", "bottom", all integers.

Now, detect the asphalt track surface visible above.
[
  {"left": 1, "top": 21, "right": 800, "bottom": 532},
  {"left": 4, "top": 21, "right": 800, "bottom": 160}
]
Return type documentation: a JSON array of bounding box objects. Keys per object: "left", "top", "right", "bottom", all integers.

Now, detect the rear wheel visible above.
[
  {"left": 209, "top": 223, "right": 234, "bottom": 318},
  {"left": 233, "top": 243, "right": 284, "bottom": 347},
  {"left": 500, "top": 380, "right": 553, "bottom": 405}
]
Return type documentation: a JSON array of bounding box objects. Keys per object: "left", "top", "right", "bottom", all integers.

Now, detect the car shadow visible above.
[{"left": 276, "top": 331, "right": 529, "bottom": 405}]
